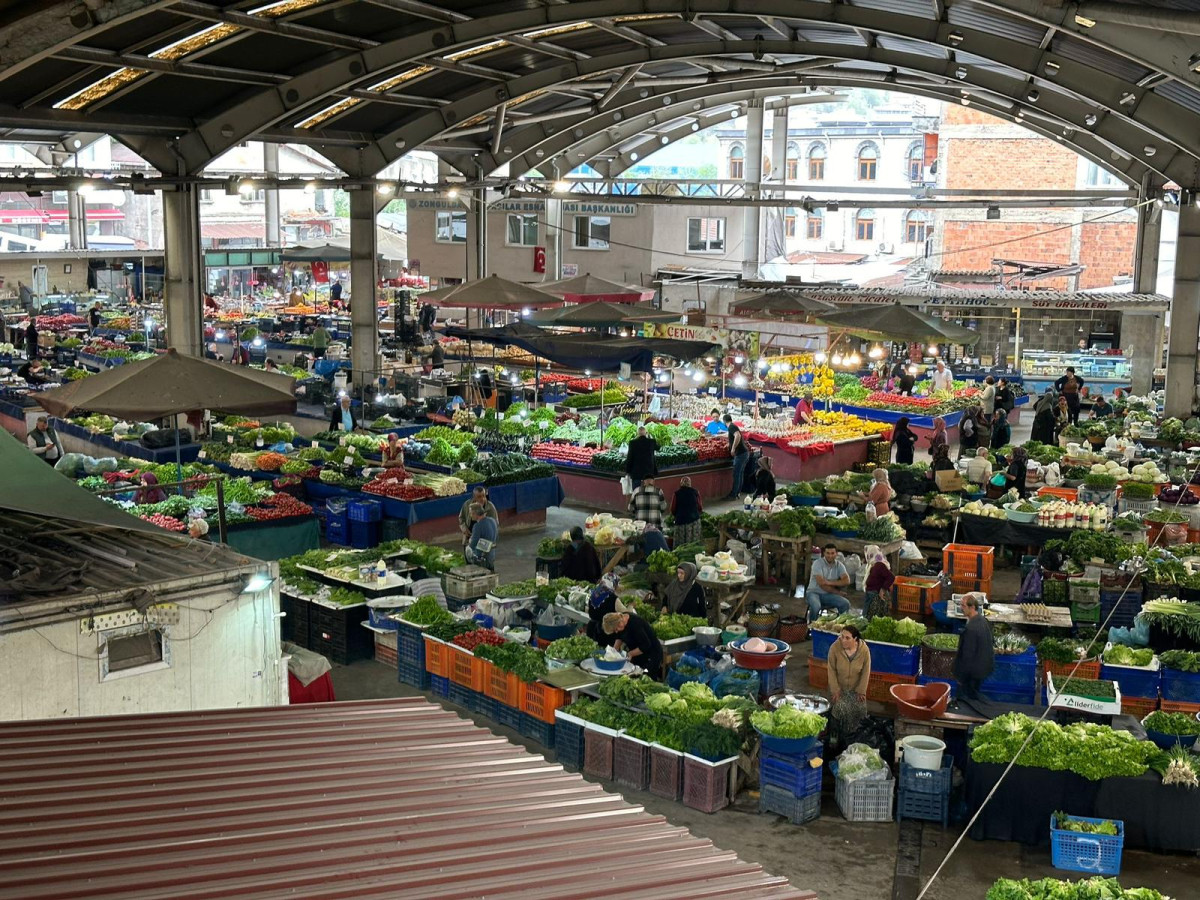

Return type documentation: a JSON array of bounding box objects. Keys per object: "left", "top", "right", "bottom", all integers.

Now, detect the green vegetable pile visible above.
[
  {"left": 474, "top": 641, "right": 548, "bottom": 682},
  {"left": 1053, "top": 811, "right": 1120, "bottom": 835},
  {"left": 986, "top": 877, "right": 1165, "bottom": 900},
  {"left": 750, "top": 705, "right": 826, "bottom": 739},
  {"left": 969, "top": 712, "right": 1158, "bottom": 780},
  {"left": 400, "top": 595, "right": 455, "bottom": 626},
  {"left": 1083, "top": 473, "right": 1118, "bottom": 490},
  {"left": 425, "top": 619, "right": 477, "bottom": 642},
  {"left": 922, "top": 633, "right": 960, "bottom": 651},
  {"left": 646, "top": 549, "right": 680, "bottom": 573},
  {"left": 1143, "top": 710, "right": 1200, "bottom": 736},
  {"left": 861, "top": 616, "right": 927, "bottom": 646},
  {"left": 537, "top": 537, "right": 566, "bottom": 559},
  {"left": 328, "top": 588, "right": 366, "bottom": 607},
  {"left": 858, "top": 516, "right": 904, "bottom": 543},
  {"left": 1102, "top": 645, "right": 1154, "bottom": 667},
  {"left": 561, "top": 388, "right": 630, "bottom": 409},
  {"left": 1119, "top": 481, "right": 1157, "bottom": 500},
  {"left": 1159, "top": 649, "right": 1200, "bottom": 673},
  {"left": 994, "top": 633, "right": 1031, "bottom": 655},
  {"left": 1061, "top": 530, "right": 1135, "bottom": 566},
  {"left": 545, "top": 633, "right": 598, "bottom": 661},
  {"left": 596, "top": 674, "right": 668, "bottom": 707},
  {"left": 653, "top": 613, "right": 708, "bottom": 640},
  {"left": 769, "top": 506, "right": 816, "bottom": 539},
  {"left": 1052, "top": 677, "right": 1116, "bottom": 700},
  {"left": 1036, "top": 636, "right": 1097, "bottom": 665},
  {"left": 1139, "top": 599, "right": 1200, "bottom": 643}
]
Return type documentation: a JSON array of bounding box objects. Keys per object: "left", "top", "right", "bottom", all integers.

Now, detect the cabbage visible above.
[
  {"left": 645, "top": 692, "right": 673, "bottom": 712},
  {"left": 750, "top": 706, "right": 826, "bottom": 739},
  {"left": 678, "top": 682, "right": 716, "bottom": 704},
  {"left": 668, "top": 699, "right": 689, "bottom": 715}
]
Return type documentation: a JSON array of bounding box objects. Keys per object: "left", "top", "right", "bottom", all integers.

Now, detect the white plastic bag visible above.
[
  {"left": 899, "top": 540, "right": 923, "bottom": 561},
  {"left": 619, "top": 474, "right": 633, "bottom": 495},
  {"left": 1043, "top": 461, "right": 1062, "bottom": 487}
]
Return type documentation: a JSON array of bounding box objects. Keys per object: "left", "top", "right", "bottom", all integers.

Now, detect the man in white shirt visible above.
[
  {"left": 965, "top": 447, "right": 993, "bottom": 486},
  {"left": 930, "top": 360, "right": 954, "bottom": 393}
]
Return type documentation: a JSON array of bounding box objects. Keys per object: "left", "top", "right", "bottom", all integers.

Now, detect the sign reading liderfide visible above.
[{"left": 562, "top": 201, "right": 637, "bottom": 216}]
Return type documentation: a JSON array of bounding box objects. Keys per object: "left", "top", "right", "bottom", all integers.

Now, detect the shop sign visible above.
[
  {"left": 562, "top": 263, "right": 579, "bottom": 277},
  {"left": 413, "top": 199, "right": 462, "bottom": 210},
  {"left": 562, "top": 201, "right": 637, "bottom": 216},
  {"left": 492, "top": 200, "right": 546, "bottom": 212},
  {"left": 644, "top": 322, "right": 729, "bottom": 345}
]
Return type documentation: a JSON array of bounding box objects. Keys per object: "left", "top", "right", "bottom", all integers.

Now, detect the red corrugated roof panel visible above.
[{"left": 0, "top": 699, "right": 815, "bottom": 900}]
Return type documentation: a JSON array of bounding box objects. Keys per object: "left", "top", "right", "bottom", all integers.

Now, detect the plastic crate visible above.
[
  {"left": 811, "top": 629, "right": 835, "bottom": 661},
  {"left": 950, "top": 574, "right": 992, "bottom": 596},
  {"left": 448, "top": 646, "right": 484, "bottom": 691},
  {"left": 943, "top": 543, "right": 994, "bottom": 580},
  {"left": 349, "top": 520, "right": 380, "bottom": 549},
  {"left": 521, "top": 680, "right": 570, "bottom": 723},
  {"left": 554, "top": 712, "right": 586, "bottom": 768},
  {"left": 476, "top": 694, "right": 498, "bottom": 723},
  {"left": 494, "top": 698, "right": 523, "bottom": 732},
  {"left": 1037, "top": 486, "right": 1079, "bottom": 503},
  {"left": 326, "top": 517, "right": 350, "bottom": 546},
  {"left": 444, "top": 569, "right": 500, "bottom": 601},
  {"left": 836, "top": 775, "right": 895, "bottom": 822},
  {"left": 895, "top": 577, "right": 941, "bottom": 617},
  {"left": 483, "top": 663, "right": 521, "bottom": 707},
  {"left": 1070, "top": 581, "right": 1102, "bottom": 606},
  {"left": 348, "top": 497, "right": 383, "bottom": 522},
  {"left": 1119, "top": 694, "right": 1158, "bottom": 719},
  {"left": 920, "top": 644, "right": 957, "bottom": 679},
  {"left": 990, "top": 648, "right": 1039, "bottom": 691},
  {"left": 760, "top": 753, "right": 823, "bottom": 798},
  {"left": 614, "top": 735, "right": 652, "bottom": 789},
  {"left": 1051, "top": 815, "right": 1124, "bottom": 876},
  {"left": 1100, "top": 663, "right": 1161, "bottom": 699},
  {"left": 1159, "top": 699, "right": 1200, "bottom": 716},
  {"left": 899, "top": 756, "right": 952, "bottom": 795},
  {"left": 867, "top": 640, "right": 920, "bottom": 677},
  {"left": 897, "top": 787, "right": 949, "bottom": 827},
  {"left": 649, "top": 744, "right": 684, "bottom": 799},
  {"left": 519, "top": 712, "right": 555, "bottom": 747},
  {"left": 430, "top": 674, "right": 449, "bottom": 698},
  {"left": 424, "top": 636, "right": 449, "bottom": 677},
  {"left": 1099, "top": 590, "right": 1142, "bottom": 629},
  {"left": 682, "top": 754, "right": 737, "bottom": 814},
  {"left": 1161, "top": 668, "right": 1200, "bottom": 703},
  {"left": 446, "top": 680, "right": 476, "bottom": 710},
  {"left": 808, "top": 658, "right": 828, "bottom": 690},
  {"left": 374, "top": 630, "right": 398, "bottom": 668},
  {"left": 396, "top": 623, "right": 424, "bottom": 667},
  {"left": 759, "top": 783, "right": 821, "bottom": 825},
  {"left": 866, "top": 672, "right": 917, "bottom": 704},
  {"left": 583, "top": 726, "right": 617, "bottom": 779},
  {"left": 981, "top": 684, "right": 1037, "bottom": 705},
  {"left": 757, "top": 663, "right": 787, "bottom": 699},
  {"left": 1043, "top": 659, "right": 1101, "bottom": 682},
  {"left": 397, "top": 657, "right": 430, "bottom": 690},
  {"left": 1071, "top": 601, "right": 1101, "bottom": 625}
]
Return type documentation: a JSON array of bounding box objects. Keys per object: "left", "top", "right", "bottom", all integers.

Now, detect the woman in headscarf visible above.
[
  {"left": 670, "top": 475, "right": 704, "bottom": 545},
  {"left": 136, "top": 472, "right": 167, "bottom": 505},
  {"left": 930, "top": 442, "right": 955, "bottom": 474},
  {"left": 864, "top": 468, "right": 892, "bottom": 516},
  {"left": 958, "top": 404, "right": 978, "bottom": 460},
  {"left": 1030, "top": 391, "right": 1057, "bottom": 444},
  {"left": 752, "top": 454, "right": 777, "bottom": 501},
  {"left": 661, "top": 562, "right": 707, "bottom": 620},
  {"left": 561, "top": 526, "right": 602, "bottom": 582},
  {"left": 863, "top": 550, "right": 895, "bottom": 620},
  {"left": 990, "top": 408, "right": 1012, "bottom": 450},
  {"left": 927, "top": 416, "right": 948, "bottom": 457},
  {"left": 891, "top": 416, "right": 917, "bottom": 465},
  {"left": 1005, "top": 445, "right": 1029, "bottom": 498},
  {"left": 586, "top": 578, "right": 621, "bottom": 646}
]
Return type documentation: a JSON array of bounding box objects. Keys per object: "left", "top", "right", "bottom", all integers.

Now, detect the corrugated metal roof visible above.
[
  {"left": 0, "top": 699, "right": 816, "bottom": 900},
  {"left": 799, "top": 285, "right": 1170, "bottom": 308}
]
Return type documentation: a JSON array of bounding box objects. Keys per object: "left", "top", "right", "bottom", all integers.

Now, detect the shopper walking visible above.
[
  {"left": 996, "top": 378, "right": 1016, "bottom": 416},
  {"left": 24, "top": 319, "right": 37, "bottom": 361},
  {"left": 958, "top": 405, "right": 977, "bottom": 460},
  {"left": 724, "top": 414, "right": 749, "bottom": 498},
  {"left": 458, "top": 486, "right": 497, "bottom": 550},
  {"left": 891, "top": 416, "right": 917, "bottom": 465},
  {"left": 628, "top": 477, "right": 667, "bottom": 529},
  {"left": 625, "top": 425, "right": 658, "bottom": 484},
  {"left": 466, "top": 503, "right": 498, "bottom": 571},
  {"left": 927, "top": 417, "right": 948, "bottom": 457},
  {"left": 980, "top": 376, "right": 996, "bottom": 421},
  {"left": 990, "top": 408, "right": 1011, "bottom": 450},
  {"left": 670, "top": 475, "right": 704, "bottom": 544},
  {"left": 310, "top": 322, "right": 330, "bottom": 359},
  {"left": 752, "top": 454, "right": 777, "bottom": 501}
]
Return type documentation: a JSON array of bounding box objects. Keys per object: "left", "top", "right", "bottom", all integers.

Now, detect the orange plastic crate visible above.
[
  {"left": 866, "top": 672, "right": 917, "bottom": 704},
  {"left": 895, "top": 577, "right": 941, "bottom": 616},
  {"left": 807, "top": 658, "right": 828, "bottom": 690},
  {"left": 1120, "top": 695, "right": 1159, "bottom": 719},
  {"left": 950, "top": 575, "right": 992, "bottom": 597},
  {"left": 522, "top": 680, "right": 570, "bottom": 723},
  {"left": 943, "top": 543, "right": 994, "bottom": 580},
  {"left": 423, "top": 636, "right": 448, "bottom": 677},
  {"left": 448, "top": 645, "right": 484, "bottom": 691},
  {"left": 484, "top": 664, "right": 521, "bottom": 707},
  {"left": 1043, "top": 659, "right": 1102, "bottom": 682},
  {"left": 1037, "top": 486, "right": 1079, "bottom": 502},
  {"left": 1159, "top": 699, "right": 1200, "bottom": 716}
]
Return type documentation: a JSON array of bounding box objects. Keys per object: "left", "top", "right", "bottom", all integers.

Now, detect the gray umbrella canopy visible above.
[
  {"left": 536, "top": 273, "right": 653, "bottom": 303},
  {"left": 420, "top": 274, "right": 562, "bottom": 309},
  {"left": 526, "top": 301, "right": 681, "bottom": 327},
  {"left": 815, "top": 301, "right": 980, "bottom": 344},
  {"left": 731, "top": 289, "right": 838, "bottom": 318},
  {"left": 281, "top": 232, "right": 408, "bottom": 263},
  {"left": 37, "top": 349, "right": 297, "bottom": 420}
]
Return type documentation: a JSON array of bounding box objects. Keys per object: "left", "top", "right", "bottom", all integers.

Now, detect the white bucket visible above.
[{"left": 900, "top": 735, "right": 946, "bottom": 771}]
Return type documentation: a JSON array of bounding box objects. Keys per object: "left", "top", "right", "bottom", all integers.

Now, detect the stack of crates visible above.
[
  {"left": 896, "top": 755, "right": 952, "bottom": 827},
  {"left": 758, "top": 743, "right": 824, "bottom": 825},
  {"left": 348, "top": 498, "right": 382, "bottom": 549},
  {"left": 1069, "top": 579, "right": 1102, "bottom": 626},
  {"left": 325, "top": 498, "right": 349, "bottom": 546},
  {"left": 1099, "top": 571, "right": 1143, "bottom": 630},
  {"left": 396, "top": 621, "right": 429, "bottom": 690},
  {"left": 942, "top": 543, "right": 993, "bottom": 596}
]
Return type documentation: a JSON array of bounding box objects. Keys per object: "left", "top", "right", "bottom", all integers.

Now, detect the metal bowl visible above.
[{"left": 767, "top": 691, "right": 830, "bottom": 716}]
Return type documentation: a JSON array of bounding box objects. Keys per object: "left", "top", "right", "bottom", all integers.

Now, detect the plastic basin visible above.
[
  {"left": 1142, "top": 712, "right": 1200, "bottom": 750},
  {"left": 891, "top": 682, "right": 951, "bottom": 720},
  {"left": 693, "top": 626, "right": 721, "bottom": 646},
  {"left": 900, "top": 735, "right": 947, "bottom": 770},
  {"left": 754, "top": 728, "right": 820, "bottom": 756},
  {"left": 592, "top": 656, "right": 627, "bottom": 673},
  {"left": 729, "top": 637, "right": 791, "bottom": 670}
]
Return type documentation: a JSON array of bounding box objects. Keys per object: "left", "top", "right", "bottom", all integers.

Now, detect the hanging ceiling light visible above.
[
  {"left": 927, "top": 344, "right": 939, "bottom": 356},
  {"left": 733, "top": 374, "right": 747, "bottom": 387},
  {"left": 814, "top": 351, "right": 827, "bottom": 364},
  {"left": 831, "top": 352, "right": 843, "bottom": 366},
  {"left": 868, "top": 345, "right": 883, "bottom": 359}
]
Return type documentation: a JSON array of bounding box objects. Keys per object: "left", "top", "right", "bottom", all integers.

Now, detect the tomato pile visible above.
[
  {"left": 362, "top": 478, "right": 435, "bottom": 501},
  {"left": 248, "top": 493, "right": 313, "bottom": 520},
  {"left": 562, "top": 376, "right": 606, "bottom": 393},
  {"left": 453, "top": 628, "right": 507, "bottom": 651},
  {"left": 865, "top": 391, "right": 943, "bottom": 411},
  {"left": 530, "top": 443, "right": 598, "bottom": 465},
  {"left": 140, "top": 513, "right": 186, "bottom": 532},
  {"left": 34, "top": 314, "right": 86, "bottom": 332},
  {"left": 687, "top": 437, "right": 730, "bottom": 461},
  {"left": 862, "top": 374, "right": 880, "bottom": 390}
]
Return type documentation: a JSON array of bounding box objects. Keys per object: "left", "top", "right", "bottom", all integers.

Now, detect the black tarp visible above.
[{"left": 439, "top": 326, "right": 718, "bottom": 373}]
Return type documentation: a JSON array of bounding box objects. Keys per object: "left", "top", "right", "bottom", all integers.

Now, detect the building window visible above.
[
  {"left": 857, "top": 144, "right": 878, "bottom": 181},
  {"left": 573, "top": 215, "right": 610, "bottom": 250},
  {"left": 905, "top": 210, "right": 930, "bottom": 243},
  {"left": 784, "top": 209, "right": 797, "bottom": 238},
  {"left": 907, "top": 143, "right": 924, "bottom": 182},
  {"left": 687, "top": 217, "right": 725, "bottom": 252},
  {"left": 808, "top": 143, "right": 826, "bottom": 181},
  {"left": 855, "top": 209, "right": 875, "bottom": 242},
  {"left": 435, "top": 210, "right": 467, "bottom": 243},
  {"left": 506, "top": 213, "right": 538, "bottom": 246},
  {"left": 1084, "top": 161, "right": 1121, "bottom": 187},
  {"left": 806, "top": 210, "right": 824, "bottom": 240},
  {"left": 785, "top": 142, "right": 799, "bottom": 181},
  {"left": 729, "top": 144, "right": 745, "bottom": 179},
  {"left": 239, "top": 189, "right": 265, "bottom": 204}
]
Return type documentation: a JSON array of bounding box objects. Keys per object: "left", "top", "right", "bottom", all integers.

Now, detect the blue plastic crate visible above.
[
  {"left": 476, "top": 695, "right": 498, "bottom": 722},
  {"left": 759, "top": 783, "right": 821, "bottom": 824},
  {"left": 918, "top": 675, "right": 958, "bottom": 698},
  {"left": 554, "top": 716, "right": 585, "bottom": 768},
  {"left": 326, "top": 517, "right": 349, "bottom": 546},
  {"left": 760, "top": 755, "right": 823, "bottom": 798},
  {"left": 866, "top": 640, "right": 920, "bottom": 677},
  {"left": 398, "top": 658, "right": 430, "bottom": 690},
  {"left": 989, "top": 648, "right": 1039, "bottom": 691},
  {"left": 757, "top": 664, "right": 787, "bottom": 699},
  {"left": 931, "top": 602, "right": 966, "bottom": 634},
  {"left": 520, "top": 713, "right": 555, "bottom": 747},
  {"left": 349, "top": 520, "right": 380, "bottom": 549},
  {"left": 1100, "top": 590, "right": 1142, "bottom": 629},
  {"left": 430, "top": 674, "right": 449, "bottom": 697},
  {"left": 1162, "top": 668, "right": 1200, "bottom": 703},
  {"left": 495, "top": 701, "right": 523, "bottom": 732},
  {"left": 1051, "top": 815, "right": 1124, "bottom": 876},
  {"left": 396, "top": 624, "right": 424, "bottom": 667},
  {"left": 811, "top": 630, "right": 835, "bottom": 661},
  {"left": 899, "top": 756, "right": 952, "bottom": 796},
  {"left": 897, "top": 787, "right": 949, "bottom": 827},
  {"left": 348, "top": 497, "right": 383, "bottom": 522},
  {"left": 1100, "top": 663, "right": 1161, "bottom": 699},
  {"left": 447, "top": 681, "right": 476, "bottom": 710}
]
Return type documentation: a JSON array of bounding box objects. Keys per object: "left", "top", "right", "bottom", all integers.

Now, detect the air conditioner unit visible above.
[
  {"left": 827, "top": 240, "right": 843, "bottom": 251},
  {"left": 878, "top": 242, "right": 895, "bottom": 254}
]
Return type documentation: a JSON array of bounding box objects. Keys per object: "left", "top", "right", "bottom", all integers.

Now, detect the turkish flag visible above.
[
  {"left": 533, "top": 246, "right": 546, "bottom": 273},
  {"left": 311, "top": 261, "right": 329, "bottom": 284}
]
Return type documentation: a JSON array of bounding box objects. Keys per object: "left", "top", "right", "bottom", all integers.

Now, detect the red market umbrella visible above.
[{"left": 537, "top": 273, "right": 653, "bottom": 304}]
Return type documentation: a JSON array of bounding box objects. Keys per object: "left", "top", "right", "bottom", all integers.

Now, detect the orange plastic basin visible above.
[{"left": 890, "top": 682, "right": 951, "bottom": 720}]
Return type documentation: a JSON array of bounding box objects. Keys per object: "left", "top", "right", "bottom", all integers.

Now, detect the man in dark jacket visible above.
[
  {"left": 954, "top": 593, "right": 994, "bottom": 700},
  {"left": 624, "top": 425, "right": 658, "bottom": 483}
]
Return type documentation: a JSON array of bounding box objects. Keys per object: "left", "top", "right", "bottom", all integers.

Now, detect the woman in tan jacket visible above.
[{"left": 827, "top": 624, "right": 871, "bottom": 703}]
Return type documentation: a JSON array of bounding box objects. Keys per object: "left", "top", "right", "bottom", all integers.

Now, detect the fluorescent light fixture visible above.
[
  {"left": 242, "top": 572, "right": 276, "bottom": 593},
  {"left": 447, "top": 188, "right": 459, "bottom": 199},
  {"left": 814, "top": 351, "right": 826, "bottom": 364},
  {"left": 733, "top": 374, "right": 747, "bottom": 387},
  {"left": 377, "top": 182, "right": 395, "bottom": 195},
  {"left": 238, "top": 178, "right": 255, "bottom": 195},
  {"left": 551, "top": 180, "right": 570, "bottom": 193}
]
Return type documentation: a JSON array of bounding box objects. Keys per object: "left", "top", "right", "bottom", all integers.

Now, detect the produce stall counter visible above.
[
  {"left": 953, "top": 513, "right": 1072, "bottom": 547},
  {"left": 221, "top": 516, "right": 320, "bottom": 560},
  {"left": 50, "top": 418, "right": 204, "bottom": 463},
  {"left": 751, "top": 435, "right": 879, "bottom": 482},
  {"left": 967, "top": 758, "right": 1198, "bottom": 853},
  {"left": 555, "top": 461, "right": 732, "bottom": 514}
]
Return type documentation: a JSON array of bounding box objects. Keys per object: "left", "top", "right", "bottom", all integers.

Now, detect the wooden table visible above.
[
  {"left": 825, "top": 536, "right": 905, "bottom": 572},
  {"left": 699, "top": 575, "right": 755, "bottom": 626},
  {"left": 949, "top": 601, "right": 1074, "bottom": 629},
  {"left": 759, "top": 533, "right": 812, "bottom": 592},
  {"left": 596, "top": 543, "right": 631, "bottom": 576}
]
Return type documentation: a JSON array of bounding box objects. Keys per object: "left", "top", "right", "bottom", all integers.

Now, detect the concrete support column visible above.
[
  {"left": 1134, "top": 174, "right": 1163, "bottom": 294},
  {"left": 348, "top": 188, "right": 379, "bottom": 390},
  {"left": 740, "top": 101, "right": 764, "bottom": 280},
  {"left": 263, "top": 143, "right": 280, "bottom": 246},
  {"left": 1122, "top": 313, "right": 1162, "bottom": 396},
  {"left": 474, "top": 165, "right": 487, "bottom": 281},
  {"left": 1165, "top": 192, "right": 1200, "bottom": 417},
  {"left": 547, "top": 197, "right": 563, "bottom": 280},
  {"left": 163, "top": 187, "right": 204, "bottom": 356},
  {"left": 67, "top": 189, "right": 87, "bottom": 250},
  {"left": 770, "top": 105, "right": 788, "bottom": 182}
]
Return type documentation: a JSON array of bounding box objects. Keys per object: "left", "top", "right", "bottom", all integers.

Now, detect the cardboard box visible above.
[{"left": 934, "top": 469, "right": 964, "bottom": 491}]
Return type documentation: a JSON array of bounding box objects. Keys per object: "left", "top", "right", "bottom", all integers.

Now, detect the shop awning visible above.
[
  {"left": 203, "top": 222, "right": 265, "bottom": 241},
  {"left": 421, "top": 274, "right": 561, "bottom": 309}
]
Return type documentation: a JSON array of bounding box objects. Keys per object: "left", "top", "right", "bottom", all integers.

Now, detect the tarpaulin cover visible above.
[
  {"left": 526, "top": 301, "right": 680, "bottom": 327},
  {"left": 483, "top": 331, "right": 719, "bottom": 373},
  {"left": 731, "top": 289, "right": 837, "bottom": 317}
]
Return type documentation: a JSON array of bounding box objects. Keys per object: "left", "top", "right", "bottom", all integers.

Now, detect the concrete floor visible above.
[{"left": 324, "top": 410, "right": 1199, "bottom": 898}]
